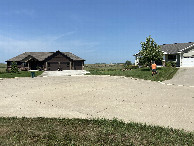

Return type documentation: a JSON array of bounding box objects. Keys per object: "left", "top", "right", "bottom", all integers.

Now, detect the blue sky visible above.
[{"left": 0, "top": 0, "right": 194, "bottom": 63}]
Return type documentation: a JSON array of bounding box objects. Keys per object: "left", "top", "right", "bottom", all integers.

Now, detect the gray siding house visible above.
[{"left": 134, "top": 42, "right": 194, "bottom": 67}]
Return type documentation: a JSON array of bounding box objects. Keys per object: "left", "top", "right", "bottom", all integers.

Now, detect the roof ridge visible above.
[
  {"left": 6, "top": 51, "right": 85, "bottom": 62},
  {"left": 160, "top": 42, "right": 194, "bottom": 46}
]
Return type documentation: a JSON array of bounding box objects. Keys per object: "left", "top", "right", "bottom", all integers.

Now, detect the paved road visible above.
[{"left": 164, "top": 67, "right": 194, "bottom": 86}]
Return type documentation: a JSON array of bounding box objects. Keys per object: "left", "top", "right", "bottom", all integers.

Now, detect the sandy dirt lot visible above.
[{"left": 0, "top": 76, "right": 194, "bottom": 131}]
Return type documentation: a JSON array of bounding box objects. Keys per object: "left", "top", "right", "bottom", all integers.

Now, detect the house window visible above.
[
  {"left": 184, "top": 56, "right": 194, "bottom": 58},
  {"left": 168, "top": 55, "right": 176, "bottom": 61},
  {"left": 48, "top": 63, "right": 50, "bottom": 67},
  {"left": 23, "top": 62, "right": 27, "bottom": 67},
  {"left": 155, "top": 60, "right": 162, "bottom": 65},
  {"left": 67, "top": 62, "right": 70, "bottom": 67}
]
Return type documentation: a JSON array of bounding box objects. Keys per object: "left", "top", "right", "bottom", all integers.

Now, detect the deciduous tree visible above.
[{"left": 139, "top": 36, "right": 163, "bottom": 66}]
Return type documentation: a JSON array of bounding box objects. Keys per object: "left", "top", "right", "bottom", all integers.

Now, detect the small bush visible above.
[
  {"left": 124, "top": 65, "right": 139, "bottom": 70},
  {"left": 11, "top": 62, "right": 19, "bottom": 73},
  {"left": 107, "top": 69, "right": 117, "bottom": 71},
  {"left": 130, "top": 65, "right": 139, "bottom": 69},
  {"left": 166, "top": 61, "right": 176, "bottom": 67}
]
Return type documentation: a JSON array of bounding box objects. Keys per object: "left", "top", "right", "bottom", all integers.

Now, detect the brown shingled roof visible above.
[
  {"left": 6, "top": 51, "right": 85, "bottom": 62},
  {"left": 62, "top": 52, "right": 84, "bottom": 61}
]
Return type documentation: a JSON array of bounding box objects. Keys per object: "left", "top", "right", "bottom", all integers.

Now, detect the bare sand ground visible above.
[{"left": 0, "top": 76, "right": 194, "bottom": 131}]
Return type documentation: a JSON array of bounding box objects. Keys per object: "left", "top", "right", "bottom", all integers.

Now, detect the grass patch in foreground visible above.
[
  {"left": 0, "top": 71, "right": 44, "bottom": 78},
  {"left": 87, "top": 67, "right": 178, "bottom": 81},
  {"left": 0, "top": 117, "right": 193, "bottom": 145}
]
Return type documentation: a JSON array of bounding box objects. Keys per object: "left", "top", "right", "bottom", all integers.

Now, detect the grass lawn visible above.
[
  {"left": 0, "top": 71, "right": 44, "bottom": 78},
  {"left": 0, "top": 117, "right": 193, "bottom": 145},
  {"left": 86, "top": 67, "right": 178, "bottom": 81}
]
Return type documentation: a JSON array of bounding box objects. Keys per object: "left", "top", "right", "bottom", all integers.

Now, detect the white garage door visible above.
[{"left": 182, "top": 57, "right": 194, "bottom": 67}]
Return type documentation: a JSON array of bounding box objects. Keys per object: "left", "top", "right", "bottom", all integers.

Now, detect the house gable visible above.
[
  {"left": 45, "top": 51, "right": 72, "bottom": 63},
  {"left": 183, "top": 46, "right": 194, "bottom": 57},
  {"left": 21, "top": 55, "right": 38, "bottom": 62}
]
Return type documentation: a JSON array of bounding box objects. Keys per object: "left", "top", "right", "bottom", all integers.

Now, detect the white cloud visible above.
[
  {"left": 1, "top": 9, "right": 35, "bottom": 17},
  {"left": 0, "top": 34, "right": 99, "bottom": 62}
]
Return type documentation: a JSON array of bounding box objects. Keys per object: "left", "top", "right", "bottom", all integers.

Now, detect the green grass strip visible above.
[
  {"left": 86, "top": 67, "right": 179, "bottom": 81},
  {"left": 0, "top": 117, "right": 193, "bottom": 145},
  {"left": 0, "top": 71, "right": 44, "bottom": 78}
]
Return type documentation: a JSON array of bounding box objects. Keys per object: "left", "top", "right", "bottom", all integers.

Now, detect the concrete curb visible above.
[{"left": 159, "top": 81, "right": 194, "bottom": 88}]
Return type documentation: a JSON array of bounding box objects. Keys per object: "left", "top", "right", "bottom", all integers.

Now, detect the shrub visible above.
[
  {"left": 166, "top": 61, "right": 176, "bottom": 67},
  {"left": 130, "top": 65, "right": 139, "bottom": 69},
  {"left": 125, "top": 65, "right": 139, "bottom": 70},
  {"left": 107, "top": 69, "right": 117, "bottom": 71},
  {"left": 124, "top": 60, "right": 133, "bottom": 69},
  {"left": 11, "top": 62, "right": 19, "bottom": 73},
  {"left": 124, "top": 60, "right": 132, "bottom": 66}
]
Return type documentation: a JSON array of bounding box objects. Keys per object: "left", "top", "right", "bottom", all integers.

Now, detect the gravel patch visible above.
[{"left": 0, "top": 76, "right": 194, "bottom": 131}]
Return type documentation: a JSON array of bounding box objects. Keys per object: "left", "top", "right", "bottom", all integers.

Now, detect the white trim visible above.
[{"left": 180, "top": 43, "right": 194, "bottom": 52}]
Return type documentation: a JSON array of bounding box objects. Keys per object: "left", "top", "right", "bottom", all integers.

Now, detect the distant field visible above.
[
  {"left": 85, "top": 64, "right": 124, "bottom": 71},
  {"left": 0, "top": 63, "right": 6, "bottom": 68},
  {"left": 0, "top": 68, "right": 6, "bottom": 72},
  {"left": 0, "top": 63, "right": 6, "bottom": 72}
]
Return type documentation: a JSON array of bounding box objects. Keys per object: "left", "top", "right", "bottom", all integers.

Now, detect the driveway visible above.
[
  {"left": 0, "top": 76, "right": 194, "bottom": 131},
  {"left": 40, "top": 70, "right": 90, "bottom": 77},
  {"left": 164, "top": 67, "right": 194, "bottom": 86}
]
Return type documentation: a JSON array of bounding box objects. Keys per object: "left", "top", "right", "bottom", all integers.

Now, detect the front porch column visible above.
[
  {"left": 72, "top": 62, "right": 74, "bottom": 70},
  {"left": 70, "top": 62, "right": 71, "bottom": 70},
  {"left": 46, "top": 62, "right": 48, "bottom": 70},
  {"left": 135, "top": 56, "right": 139, "bottom": 66},
  {"left": 176, "top": 55, "right": 178, "bottom": 67},
  {"left": 162, "top": 54, "right": 168, "bottom": 66},
  {"left": 28, "top": 62, "right": 30, "bottom": 70},
  {"left": 179, "top": 53, "right": 183, "bottom": 67}
]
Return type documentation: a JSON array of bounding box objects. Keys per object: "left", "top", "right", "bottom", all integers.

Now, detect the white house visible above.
[{"left": 134, "top": 42, "right": 194, "bottom": 67}]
